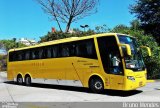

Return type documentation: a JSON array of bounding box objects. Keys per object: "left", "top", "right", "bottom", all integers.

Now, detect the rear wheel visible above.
[
  {"left": 25, "top": 76, "right": 31, "bottom": 86},
  {"left": 89, "top": 78, "right": 104, "bottom": 93},
  {"left": 17, "top": 75, "right": 23, "bottom": 85}
]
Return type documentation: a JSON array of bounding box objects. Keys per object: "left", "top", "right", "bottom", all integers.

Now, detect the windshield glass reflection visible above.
[{"left": 118, "top": 35, "right": 145, "bottom": 71}]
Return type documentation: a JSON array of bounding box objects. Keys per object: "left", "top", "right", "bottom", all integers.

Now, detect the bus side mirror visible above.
[
  {"left": 140, "top": 46, "right": 151, "bottom": 56},
  {"left": 119, "top": 44, "right": 131, "bottom": 56}
]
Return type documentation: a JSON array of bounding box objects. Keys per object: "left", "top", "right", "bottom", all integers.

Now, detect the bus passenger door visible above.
[
  {"left": 107, "top": 53, "right": 124, "bottom": 90},
  {"left": 97, "top": 36, "right": 124, "bottom": 90}
]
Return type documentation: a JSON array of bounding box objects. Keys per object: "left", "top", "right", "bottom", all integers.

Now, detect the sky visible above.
[{"left": 0, "top": 0, "right": 136, "bottom": 41}]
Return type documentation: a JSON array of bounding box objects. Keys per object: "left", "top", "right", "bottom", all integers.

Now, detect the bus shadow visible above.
[{"left": 4, "top": 81, "right": 142, "bottom": 97}]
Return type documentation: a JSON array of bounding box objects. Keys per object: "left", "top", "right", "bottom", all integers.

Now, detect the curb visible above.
[{"left": 147, "top": 80, "right": 155, "bottom": 83}]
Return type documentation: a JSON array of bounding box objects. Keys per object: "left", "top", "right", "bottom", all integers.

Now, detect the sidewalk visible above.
[{"left": 0, "top": 71, "right": 7, "bottom": 82}]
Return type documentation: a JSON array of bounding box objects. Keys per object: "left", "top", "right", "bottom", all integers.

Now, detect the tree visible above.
[
  {"left": 111, "top": 24, "right": 129, "bottom": 32},
  {"left": 0, "top": 39, "right": 26, "bottom": 51},
  {"left": 0, "top": 43, "right": 5, "bottom": 51},
  {"left": 0, "top": 55, "right": 3, "bottom": 60},
  {"left": 36, "top": 0, "right": 99, "bottom": 32},
  {"left": 39, "top": 28, "right": 95, "bottom": 42},
  {"left": 130, "top": 19, "right": 140, "bottom": 31},
  {"left": 95, "top": 24, "right": 109, "bottom": 33},
  {"left": 110, "top": 24, "right": 160, "bottom": 79},
  {"left": 130, "top": 0, "right": 160, "bottom": 45},
  {"left": 0, "top": 39, "right": 26, "bottom": 71}
]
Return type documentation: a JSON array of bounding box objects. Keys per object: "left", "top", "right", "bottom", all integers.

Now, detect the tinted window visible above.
[
  {"left": 9, "top": 39, "right": 97, "bottom": 61},
  {"left": 75, "top": 39, "right": 97, "bottom": 59},
  {"left": 52, "top": 45, "right": 58, "bottom": 58},
  {"left": 61, "top": 44, "right": 70, "bottom": 57},
  {"left": 97, "top": 36, "right": 123, "bottom": 75},
  {"left": 18, "top": 51, "right": 23, "bottom": 61},
  {"left": 38, "top": 48, "right": 44, "bottom": 59},
  {"left": 60, "top": 42, "right": 75, "bottom": 57},
  {"left": 31, "top": 50, "right": 36, "bottom": 60},
  {"left": 9, "top": 52, "right": 14, "bottom": 61},
  {"left": 46, "top": 47, "right": 52, "bottom": 58},
  {"left": 25, "top": 51, "right": 30, "bottom": 60}
]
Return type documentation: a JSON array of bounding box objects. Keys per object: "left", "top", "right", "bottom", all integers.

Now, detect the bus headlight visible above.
[{"left": 127, "top": 76, "right": 135, "bottom": 81}]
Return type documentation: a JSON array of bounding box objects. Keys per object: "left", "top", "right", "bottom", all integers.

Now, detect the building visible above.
[{"left": 19, "top": 38, "right": 36, "bottom": 46}]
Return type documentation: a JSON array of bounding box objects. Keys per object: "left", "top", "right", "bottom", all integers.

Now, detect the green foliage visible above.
[
  {"left": 0, "top": 54, "right": 7, "bottom": 71},
  {"left": 0, "top": 55, "right": 3, "bottom": 60},
  {"left": 111, "top": 24, "right": 130, "bottom": 33},
  {"left": 40, "top": 25, "right": 111, "bottom": 42},
  {"left": 0, "top": 39, "right": 26, "bottom": 71},
  {"left": 95, "top": 24, "right": 110, "bottom": 33},
  {"left": 39, "top": 29, "right": 95, "bottom": 42},
  {"left": 111, "top": 25, "right": 160, "bottom": 79},
  {"left": 0, "top": 39, "right": 26, "bottom": 51},
  {"left": 130, "top": 19, "right": 141, "bottom": 31},
  {"left": 130, "top": 0, "right": 160, "bottom": 44}
]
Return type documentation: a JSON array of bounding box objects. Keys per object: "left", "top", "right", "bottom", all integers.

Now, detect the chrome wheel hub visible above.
[{"left": 95, "top": 81, "right": 102, "bottom": 90}]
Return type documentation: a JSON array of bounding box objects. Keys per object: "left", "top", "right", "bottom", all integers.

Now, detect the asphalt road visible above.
[{"left": 0, "top": 71, "right": 160, "bottom": 102}]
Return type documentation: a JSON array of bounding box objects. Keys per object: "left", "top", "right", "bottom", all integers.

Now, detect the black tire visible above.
[
  {"left": 17, "top": 75, "right": 23, "bottom": 85},
  {"left": 89, "top": 78, "right": 104, "bottom": 93},
  {"left": 25, "top": 76, "right": 31, "bottom": 86}
]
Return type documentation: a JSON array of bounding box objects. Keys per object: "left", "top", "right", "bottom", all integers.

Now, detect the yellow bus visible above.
[{"left": 7, "top": 33, "right": 151, "bottom": 93}]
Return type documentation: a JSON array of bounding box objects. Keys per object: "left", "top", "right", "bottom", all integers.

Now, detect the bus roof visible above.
[{"left": 8, "top": 33, "right": 133, "bottom": 52}]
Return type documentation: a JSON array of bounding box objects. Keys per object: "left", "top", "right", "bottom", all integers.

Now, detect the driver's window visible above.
[
  {"left": 110, "top": 52, "right": 122, "bottom": 75},
  {"left": 97, "top": 36, "right": 123, "bottom": 75}
]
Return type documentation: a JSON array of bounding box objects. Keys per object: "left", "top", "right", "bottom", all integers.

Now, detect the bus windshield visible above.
[{"left": 118, "top": 35, "right": 145, "bottom": 71}]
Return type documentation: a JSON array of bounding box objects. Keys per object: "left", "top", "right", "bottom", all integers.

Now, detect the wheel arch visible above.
[
  {"left": 17, "top": 73, "right": 24, "bottom": 82},
  {"left": 24, "top": 73, "right": 32, "bottom": 79},
  {"left": 88, "top": 74, "right": 105, "bottom": 87}
]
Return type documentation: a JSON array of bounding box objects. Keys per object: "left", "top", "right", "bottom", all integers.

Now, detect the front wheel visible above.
[
  {"left": 25, "top": 76, "right": 31, "bottom": 86},
  {"left": 89, "top": 78, "right": 104, "bottom": 93}
]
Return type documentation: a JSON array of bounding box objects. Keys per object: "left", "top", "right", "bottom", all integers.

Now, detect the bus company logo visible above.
[
  {"left": 123, "top": 102, "right": 159, "bottom": 108},
  {"left": 1, "top": 102, "right": 18, "bottom": 108}
]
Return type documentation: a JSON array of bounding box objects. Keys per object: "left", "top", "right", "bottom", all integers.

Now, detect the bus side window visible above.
[
  {"left": 75, "top": 39, "right": 97, "bottom": 59},
  {"left": 76, "top": 42, "right": 87, "bottom": 57},
  {"left": 34, "top": 50, "right": 38, "bottom": 59},
  {"left": 62, "top": 43, "right": 75, "bottom": 57},
  {"left": 14, "top": 52, "right": 19, "bottom": 61},
  {"left": 25, "top": 51, "right": 30, "bottom": 60},
  {"left": 31, "top": 50, "right": 36, "bottom": 60},
  {"left": 69, "top": 44, "right": 76, "bottom": 56},
  {"left": 46, "top": 47, "right": 52, "bottom": 58},
  {"left": 38, "top": 48, "right": 45, "bottom": 59},
  {"left": 18, "top": 51, "right": 23, "bottom": 61},
  {"left": 9, "top": 52, "right": 14, "bottom": 61},
  {"left": 86, "top": 40, "right": 97, "bottom": 59},
  {"left": 61, "top": 44, "right": 70, "bottom": 57},
  {"left": 52, "top": 45, "right": 58, "bottom": 58}
]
